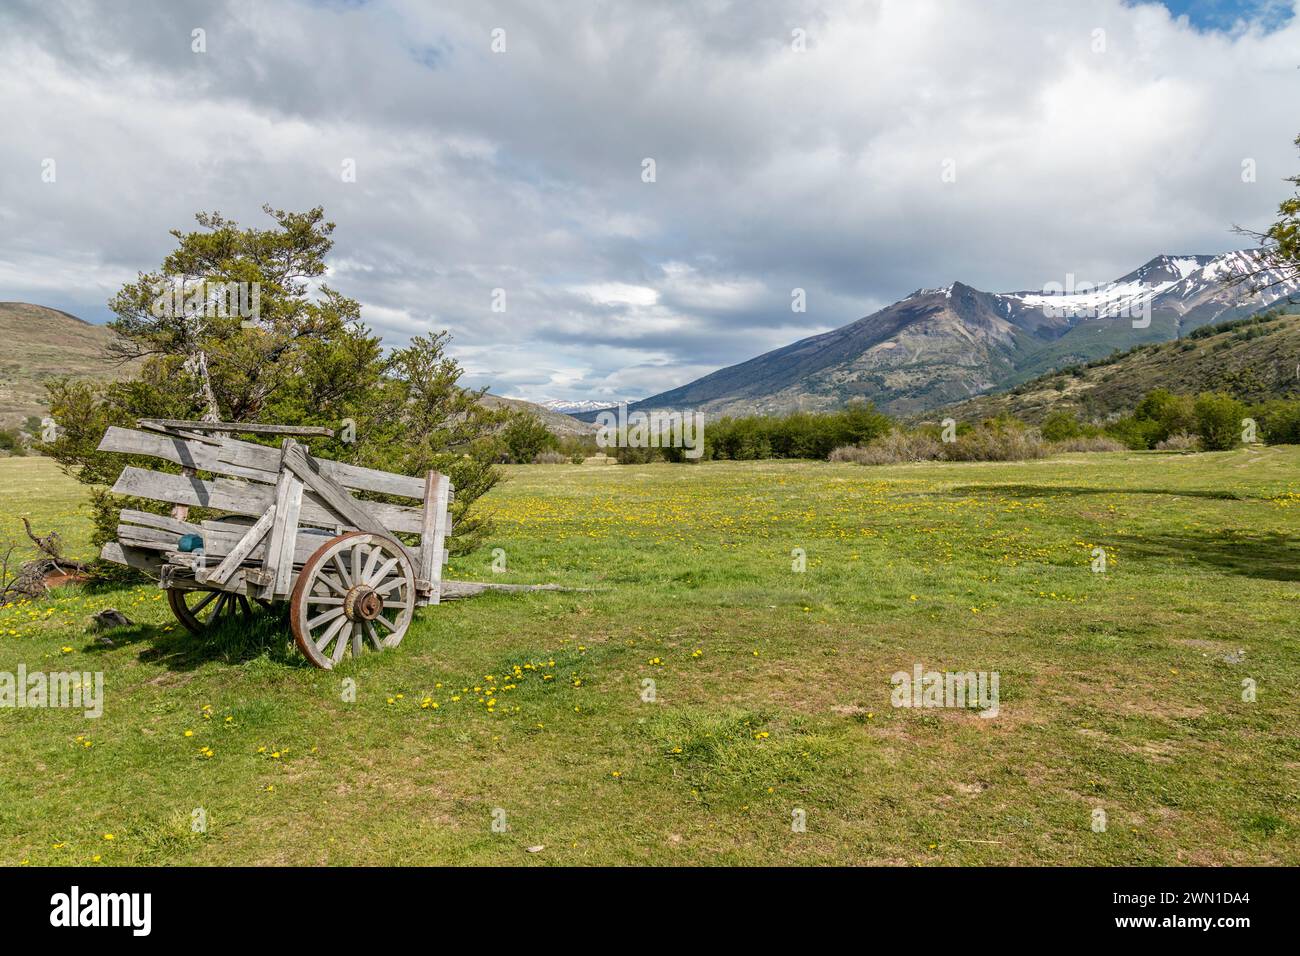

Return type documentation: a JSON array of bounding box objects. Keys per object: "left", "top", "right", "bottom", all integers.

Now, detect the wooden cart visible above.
[{"left": 97, "top": 419, "right": 452, "bottom": 669}]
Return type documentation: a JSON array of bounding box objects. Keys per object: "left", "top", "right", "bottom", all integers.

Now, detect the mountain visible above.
[
  {"left": 478, "top": 394, "right": 596, "bottom": 436},
  {"left": 533, "top": 399, "right": 617, "bottom": 415},
  {"left": 605, "top": 250, "right": 1299, "bottom": 420},
  {"left": 0, "top": 302, "right": 133, "bottom": 428},
  {"left": 935, "top": 306, "right": 1300, "bottom": 425}
]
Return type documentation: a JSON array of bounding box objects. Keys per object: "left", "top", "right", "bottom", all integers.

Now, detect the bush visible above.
[
  {"left": 1154, "top": 433, "right": 1201, "bottom": 452},
  {"left": 1104, "top": 414, "right": 1162, "bottom": 450},
  {"left": 500, "top": 413, "right": 559, "bottom": 464},
  {"left": 0, "top": 428, "right": 26, "bottom": 456},
  {"left": 706, "top": 402, "right": 892, "bottom": 461},
  {"left": 1040, "top": 409, "right": 1083, "bottom": 442},
  {"left": 830, "top": 430, "right": 941, "bottom": 465},
  {"left": 1135, "top": 388, "right": 1195, "bottom": 446},
  {"left": 1253, "top": 399, "right": 1300, "bottom": 445},
  {"left": 532, "top": 451, "right": 568, "bottom": 464},
  {"left": 1194, "top": 392, "right": 1247, "bottom": 451},
  {"left": 1049, "top": 435, "right": 1126, "bottom": 453},
  {"left": 941, "top": 422, "right": 1047, "bottom": 462}
]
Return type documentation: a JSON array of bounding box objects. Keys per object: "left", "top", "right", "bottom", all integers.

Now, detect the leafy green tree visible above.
[
  {"left": 498, "top": 412, "right": 559, "bottom": 464},
  {"left": 1135, "top": 388, "right": 1195, "bottom": 445},
  {"left": 1252, "top": 399, "right": 1300, "bottom": 445},
  {"left": 45, "top": 207, "right": 507, "bottom": 562},
  {"left": 1193, "top": 392, "right": 1247, "bottom": 451},
  {"left": 1040, "top": 409, "right": 1083, "bottom": 442}
]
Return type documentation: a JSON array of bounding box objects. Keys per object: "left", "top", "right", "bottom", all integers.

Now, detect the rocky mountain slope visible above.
[
  {"left": 934, "top": 307, "right": 1300, "bottom": 425},
  {"left": 603, "top": 250, "right": 1298, "bottom": 420}
]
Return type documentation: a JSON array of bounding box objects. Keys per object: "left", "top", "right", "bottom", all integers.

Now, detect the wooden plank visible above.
[
  {"left": 100, "top": 541, "right": 164, "bottom": 577},
  {"left": 282, "top": 442, "right": 385, "bottom": 533},
  {"left": 206, "top": 505, "right": 276, "bottom": 586},
  {"left": 118, "top": 521, "right": 332, "bottom": 567},
  {"left": 282, "top": 442, "right": 421, "bottom": 569},
  {"left": 216, "top": 438, "right": 430, "bottom": 500},
  {"left": 100, "top": 426, "right": 279, "bottom": 484},
  {"left": 119, "top": 509, "right": 201, "bottom": 536},
  {"left": 137, "top": 419, "right": 223, "bottom": 446},
  {"left": 262, "top": 445, "right": 305, "bottom": 599},
  {"left": 418, "top": 472, "right": 452, "bottom": 601},
  {"left": 138, "top": 418, "right": 335, "bottom": 438},
  {"left": 111, "top": 466, "right": 425, "bottom": 534}
]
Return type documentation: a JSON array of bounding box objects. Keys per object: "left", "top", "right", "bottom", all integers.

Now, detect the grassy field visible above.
[{"left": 0, "top": 449, "right": 1297, "bottom": 866}]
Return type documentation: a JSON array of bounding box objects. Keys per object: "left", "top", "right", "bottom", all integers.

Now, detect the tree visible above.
[
  {"left": 1193, "top": 392, "right": 1247, "bottom": 451},
  {"left": 498, "top": 412, "right": 559, "bottom": 463},
  {"left": 1041, "top": 409, "right": 1083, "bottom": 442},
  {"left": 1135, "top": 388, "right": 1195, "bottom": 445},
  {"left": 46, "top": 207, "right": 507, "bottom": 562}
]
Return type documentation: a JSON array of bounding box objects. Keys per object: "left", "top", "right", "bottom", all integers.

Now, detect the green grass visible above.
[{"left": 1, "top": 448, "right": 1298, "bottom": 865}]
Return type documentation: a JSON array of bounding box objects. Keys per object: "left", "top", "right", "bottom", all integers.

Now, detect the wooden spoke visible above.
[
  {"left": 290, "top": 531, "right": 415, "bottom": 669},
  {"left": 167, "top": 586, "right": 269, "bottom": 637}
]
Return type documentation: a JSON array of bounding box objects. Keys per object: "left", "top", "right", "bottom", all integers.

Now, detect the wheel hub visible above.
[{"left": 344, "top": 586, "right": 382, "bottom": 622}]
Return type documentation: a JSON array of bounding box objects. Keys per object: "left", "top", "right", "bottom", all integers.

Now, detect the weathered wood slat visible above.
[
  {"left": 282, "top": 442, "right": 385, "bottom": 534},
  {"left": 99, "top": 426, "right": 278, "bottom": 484},
  {"left": 119, "top": 509, "right": 202, "bottom": 536},
  {"left": 100, "top": 541, "right": 164, "bottom": 577},
  {"left": 264, "top": 451, "right": 305, "bottom": 599},
  {"left": 216, "top": 439, "right": 432, "bottom": 501},
  {"left": 112, "top": 466, "right": 425, "bottom": 534},
  {"left": 117, "top": 520, "right": 333, "bottom": 565},
  {"left": 206, "top": 505, "right": 277, "bottom": 586},
  {"left": 418, "top": 471, "right": 452, "bottom": 601},
  {"left": 139, "top": 418, "right": 335, "bottom": 437}
]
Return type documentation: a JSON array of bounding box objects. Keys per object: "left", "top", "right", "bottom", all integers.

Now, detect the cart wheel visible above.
[
  {"left": 167, "top": 587, "right": 266, "bottom": 635},
  {"left": 290, "top": 531, "right": 416, "bottom": 669}
]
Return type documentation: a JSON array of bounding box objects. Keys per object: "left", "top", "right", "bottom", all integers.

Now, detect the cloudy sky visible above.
[{"left": 1, "top": 0, "right": 1297, "bottom": 403}]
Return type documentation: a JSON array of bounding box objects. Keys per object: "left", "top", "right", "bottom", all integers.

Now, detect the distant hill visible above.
[
  {"left": 478, "top": 394, "right": 595, "bottom": 436},
  {"left": 0, "top": 302, "right": 592, "bottom": 438},
  {"left": 935, "top": 307, "right": 1300, "bottom": 425},
  {"left": 0, "top": 302, "right": 132, "bottom": 428},
  {"left": 598, "top": 250, "right": 1299, "bottom": 420}
]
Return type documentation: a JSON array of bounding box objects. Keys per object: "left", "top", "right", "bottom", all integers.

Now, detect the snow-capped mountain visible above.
[
  {"left": 534, "top": 399, "right": 620, "bottom": 415},
  {"left": 603, "top": 249, "right": 1298, "bottom": 419}
]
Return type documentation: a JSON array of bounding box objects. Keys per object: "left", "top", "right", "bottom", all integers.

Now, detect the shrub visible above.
[
  {"left": 500, "top": 412, "right": 559, "bottom": 463},
  {"left": 532, "top": 451, "right": 568, "bottom": 464},
  {"left": 1253, "top": 399, "right": 1300, "bottom": 445},
  {"left": 0, "top": 428, "right": 25, "bottom": 456},
  {"left": 1194, "top": 392, "right": 1247, "bottom": 451},
  {"left": 706, "top": 403, "right": 892, "bottom": 461},
  {"left": 1135, "top": 388, "right": 1195, "bottom": 445},
  {"left": 1040, "top": 409, "right": 1083, "bottom": 442},
  {"left": 830, "top": 430, "right": 942, "bottom": 465},
  {"left": 1049, "top": 435, "right": 1126, "bottom": 453},
  {"left": 1154, "top": 433, "right": 1200, "bottom": 452},
  {"left": 832, "top": 431, "right": 946, "bottom": 465},
  {"left": 1104, "top": 414, "right": 1162, "bottom": 450},
  {"left": 941, "top": 421, "right": 1047, "bottom": 462}
]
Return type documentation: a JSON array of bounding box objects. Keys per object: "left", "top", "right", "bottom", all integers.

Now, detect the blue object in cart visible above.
[{"left": 177, "top": 534, "right": 205, "bottom": 553}]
